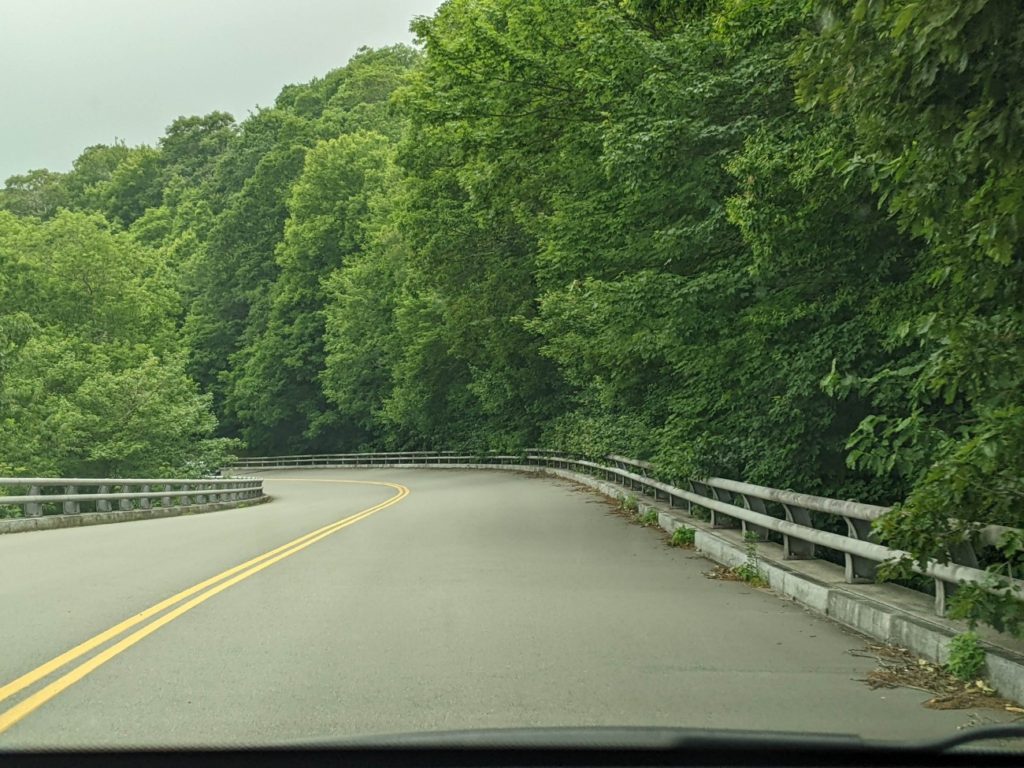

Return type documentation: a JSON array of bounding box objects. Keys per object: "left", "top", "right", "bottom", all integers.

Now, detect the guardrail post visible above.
[
  {"left": 843, "top": 518, "right": 878, "bottom": 583},
  {"left": 708, "top": 487, "right": 740, "bottom": 529},
  {"left": 63, "top": 486, "right": 79, "bottom": 515},
  {"left": 26, "top": 485, "right": 43, "bottom": 517},
  {"left": 681, "top": 481, "right": 695, "bottom": 516},
  {"left": 934, "top": 580, "right": 951, "bottom": 616},
  {"left": 932, "top": 541, "right": 979, "bottom": 616},
  {"left": 740, "top": 495, "right": 771, "bottom": 541},
  {"left": 140, "top": 485, "right": 151, "bottom": 509},
  {"left": 949, "top": 539, "right": 980, "bottom": 568},
  {"left": 781, "top": 504, "right": 815, "bottom": 560},
  {"left": 119, "top": 485, "right": 133, "bottom": 511},
  {"left": 161, "top": 486, "right": 172, "bottom": 507},
  {"left": 97, "top": 486, "right": 111, "bottom": 512}
]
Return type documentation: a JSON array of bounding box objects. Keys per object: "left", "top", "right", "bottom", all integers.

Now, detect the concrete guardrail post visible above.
[
  {"left": 740, "top": 494, "right": 771, "bottom": 541},
  {"left": 934, "top": 579, "right": 952, "bottom": 617},
  {"left": 26, "top": 485, "right": 43, "bottom": 517},
  {"left": 843, "top": 517, "right": 879, "bottom": 583},
  {"left": 97, "top": 486, "right": 112, "bottom": 512},
  {"left": 684, "top": 481, "right": 696, "bottom": 517},
  {"left": 931, "top": 540, "right": 980, "bottom": 617},
  {"left": 782, "top": 504, "right": 815, "bottom": 560},
  {"left": 708, "top": 486, "right": 740, "bottom": 529},
  {"left": 63, "top": 486, "right": 79, "bottom": 515}
]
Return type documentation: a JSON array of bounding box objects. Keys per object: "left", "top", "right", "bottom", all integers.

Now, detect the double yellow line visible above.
[{"left": 0, "top": 478, "right": 409, "bottom": 735}]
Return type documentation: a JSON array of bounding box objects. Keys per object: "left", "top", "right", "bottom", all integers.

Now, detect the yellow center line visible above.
[
  {"left": 0, "top": 477, "right": 400, "bottom": 707},
  {"left": 0, "top": 478, "right": 409, "bottom": 736}
]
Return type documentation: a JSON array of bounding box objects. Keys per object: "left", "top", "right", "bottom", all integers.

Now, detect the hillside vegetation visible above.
[{"left": 2, "top": 1, "right": 1021, "bottom": 631}]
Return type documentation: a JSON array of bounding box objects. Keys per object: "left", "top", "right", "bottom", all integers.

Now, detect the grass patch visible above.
[{"left": 618, "top": 494, "right": 639, "bottom": 515}]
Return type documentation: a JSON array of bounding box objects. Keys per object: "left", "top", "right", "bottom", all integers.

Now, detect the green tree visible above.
[
  {"left": 320, "top": 190, "right": 408, "bottom": 446},
  {"left": 99, "top": 146, "right": 164, "bottom": 226},
  {"left": 181, "top": 111, "right": 314, "bottom": 432},
  {"left": 798, "top": 0, "right": 1024, "bottom": 629},
  {"left": 0, "top": 169, "right": 67, "bottom": 218},
  {"left": 230, "top": 131, "right": 396, "bottom": 452},
  {"left": 62, "top": 142, "right": 133, "bottom": 210},
  {"left": 159, "top": 112, "right": 238, "bottom": 187},
  {"left": 0, "top": 210, "right": 234, "bottom": 477}
]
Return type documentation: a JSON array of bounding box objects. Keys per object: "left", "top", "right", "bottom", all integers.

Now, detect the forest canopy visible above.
[{"left": 1, "top": 2, "right": 1022, "bottom": 631}]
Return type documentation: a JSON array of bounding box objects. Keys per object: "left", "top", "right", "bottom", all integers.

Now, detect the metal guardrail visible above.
[
  {"left": 232, "top": 450, "right": 1022, "bottom": 617},
  {"left": 0, "top": 476, "right": 264, "bottom": 518},
  {"left": 233, "top": 451, "right": 498, "bottom": 467}
]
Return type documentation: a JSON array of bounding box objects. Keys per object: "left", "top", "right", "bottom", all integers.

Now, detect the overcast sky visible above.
[{"left": 0, "top": 0, "right": 443, "bottom": 181}]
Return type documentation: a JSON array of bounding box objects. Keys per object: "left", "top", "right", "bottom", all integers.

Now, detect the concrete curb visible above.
[{"left": 0, "top": 495, "right": 270, "bottom": 535}]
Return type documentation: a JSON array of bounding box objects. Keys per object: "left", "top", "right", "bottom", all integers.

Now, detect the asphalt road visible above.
[{"left": 0, "top": 469, "right": 1008, "bottom": 747}]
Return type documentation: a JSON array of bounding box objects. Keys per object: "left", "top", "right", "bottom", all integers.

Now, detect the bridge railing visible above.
[
  {"left": 232, "top": 450, "right": 1021, "bottom": 617},
  {"left": 0, "top": 476, "right": 264, "bottom": 519}
]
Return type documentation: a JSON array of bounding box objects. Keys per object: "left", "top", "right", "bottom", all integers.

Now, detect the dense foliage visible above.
[{"left": 2, "top": 3, "right": 1021, "bottom": 631}]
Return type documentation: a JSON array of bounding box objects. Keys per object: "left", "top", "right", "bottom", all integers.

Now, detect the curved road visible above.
[{"left": 0, "top": 469, "right": 1001, "bottom": 747}]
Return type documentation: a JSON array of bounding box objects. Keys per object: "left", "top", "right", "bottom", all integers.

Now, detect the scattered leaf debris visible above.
[
  {"left": 704, "top": 564, "right": 746, "bottom": 582},
  {"left": 850, "top": 643, "right": 1022, "bottom": 713}
]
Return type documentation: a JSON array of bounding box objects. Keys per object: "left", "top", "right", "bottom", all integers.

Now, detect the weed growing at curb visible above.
[
  {"left": 670, "top": 527, "right": 695, "bottom": 547},
  {"left": 946, "top": 631, "right": 987, "bottom": 681},
  {"left": 732, "top": 531, "right": 768, "bottom": 587}
]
